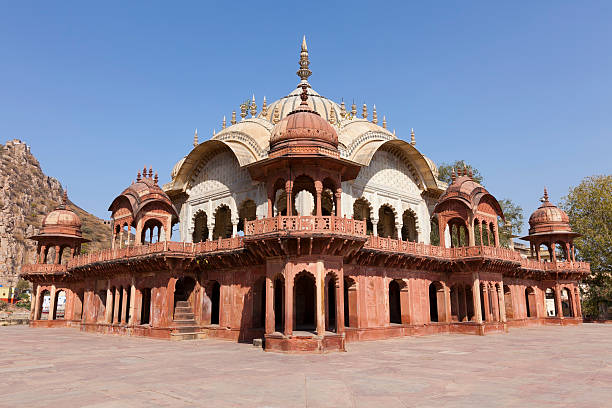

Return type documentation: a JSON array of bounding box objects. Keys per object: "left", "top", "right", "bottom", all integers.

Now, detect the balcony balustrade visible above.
[{"left": 244, "top": 215, "right": 367, "bottom": 237}]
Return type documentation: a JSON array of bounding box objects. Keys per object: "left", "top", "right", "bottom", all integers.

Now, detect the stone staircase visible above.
[{"left": 171, "top": 301, "right": 202, "bottom": 341}]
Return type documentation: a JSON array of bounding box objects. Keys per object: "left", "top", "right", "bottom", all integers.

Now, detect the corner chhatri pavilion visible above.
[{"left": 21, "top": 38, "right": 588, "bottom": 353}]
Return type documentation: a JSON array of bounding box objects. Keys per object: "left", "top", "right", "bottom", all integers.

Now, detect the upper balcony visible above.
[{"left": 244, "top": 215, "right": 367, "bottom": 238}]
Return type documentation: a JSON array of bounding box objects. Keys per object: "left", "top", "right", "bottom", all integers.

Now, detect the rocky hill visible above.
[{"left": 0, "top": 139, "right": 111, "bottom": 287}]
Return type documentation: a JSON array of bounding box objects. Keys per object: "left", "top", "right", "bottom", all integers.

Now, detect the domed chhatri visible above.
[
  {"left": 433, "top": 166, "right": 504, "bottom": 248},
  {"left": 269, "top": 85, "right": 339, "bottom": 158},
  {"left": 29, "top": 190, "right": 89, "bottom": 265},
  {"left": 108, "top": 167, "right": 179, "bottom": 248},
  {"left": 521, "top": 188, "right": 579, "bottom": 262}
]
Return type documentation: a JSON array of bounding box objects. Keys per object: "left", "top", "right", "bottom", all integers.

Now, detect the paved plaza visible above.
[{"left": 1, "top": 325, "right": 611, "bottom": 407}]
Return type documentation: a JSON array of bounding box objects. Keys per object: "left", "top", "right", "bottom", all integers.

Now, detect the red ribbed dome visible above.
[
  {"left": 38, "top": 192, "right": 84, "bottom": 238},
  {"left": 528, "top": 189, "right": 571, "bottom": 235},
  {"left": 268, "top": 85, "right": 339, "bottom": 158}
]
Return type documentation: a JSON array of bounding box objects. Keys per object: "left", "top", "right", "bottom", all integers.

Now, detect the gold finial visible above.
[
  {"left": 154, "top": 172, "right": 158, "bottom": 185},
  {"left": 193, "top": 128, "right": 198, "bottom": 147},
  {"left": 250, "top": 94, "right": 257, "bottom": 117},
  {"left": 261, "top": 96, "right": 268, "bottom": 116},
  {"left": 362, "top": 103, "right": 367, "bottom": 119},
  {"left": 410, "top": 128, "right": 415, "bottom": 146},
  {"left": 340, "top": 100, "right": 346, "bottom": 119},
  {"left": 148, "top": 166, "right": 153, "bottom": 179},
  {"left": 273, "top": 105, "right": 280, "bottom": 124},
  {"left": 143, "top": 166, "right": 147, "bottom": 179},
  {"left": 231, "top": 111, "right": 237, "bottom": 125},
  {"left": 351, "top": 101, "right": 357, "bottom": 117},
  {"left": 382, "top": 115, "right": 387, "bottom": 129},
  {"left": 222, "top": 116, "right": 226, "bottom": 129},
  {"left": 297, "top": 35, "right": 312, "bottom": 86},
  {"left": 136, "top": 171, "right": 141, "bottom": 182},
  {"left": 372, "top": 105, "right": 378, "bottom": 124},
  {"left": 240, "top": 101, "right": 247, "bottom": 120}
]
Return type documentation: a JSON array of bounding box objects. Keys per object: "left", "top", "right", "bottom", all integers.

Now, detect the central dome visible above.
[{"left": 268, "top": 86, "right": 339, "bottom": 158}]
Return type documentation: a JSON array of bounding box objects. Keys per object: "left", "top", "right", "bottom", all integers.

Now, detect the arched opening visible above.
[
  {"left": 474, "top": 220, "right": 482, "bottom": 245},
  {"left": 116, "top": 286, "right": 124, "bottom": 324},
  {"left": 555, "top": 242, "right": 568, "bottom": 261},
  {"left": 210, "top": 281, "right": 220, "bottom": 325},
  {"left": 272, "top": 178, "right": 288, "bottom": 216},
  {"left": 401, "top": 209, "right": 418, "bottom": 242},
  {"left": 273, "top": 275, "right": 285, "bottom": 332},
  {"left": 450, "top": 285, "right": 459, "bottom": 322},
  {"left": 39, "top": 289, "right": 51, "bottom": 320},
  {"left": 320, "top": 189, "right": 335, "bottom": 216},
  {"left": 294, "top": 272, "right": 316, "bottom": 332},
  {"left": 353, "top": 198, "right": 374, "bottom": 235},
  {"left": 504, "top": 285, "right": 514, "bottom": 319},
  {"left": 295, "top": 190, "right": 315, "bottom": 216},
  {"left": 525, "top": 287, "right": 536, "bottom": 318},
  {"left": 378, "top": 205, "right": 397, "bottom": 238},
  {"left": 545, "top": 288, "right": 557, "bottom": 317},
  {"left": 45, "top": 246, "right": 56, "bottom": 264},
  {"left": 213, "top": 206, "right": 232, "bottom": 239},
  {"left": 58, "top": 246, "right": 71, "bottom": 265},
  {"left": 389, "top": 280, "right": 402, "bottom": 324},
  {"left": 192, "top": 210, "right": 209, "bottom": 242},
  {"left": 174, "top": 276, "right": 196, "bottom": 315},
  {"left": 343, "top": 277, "right": 357, "bottom": 328},
  {"left": 252, "top": 277, "right": 266, "bottom": 328},
  {"left": 429, "top": 281, "right": 445, "bottom": 322},
  {"left": 465, "top": 285, "right": 475, "bottom": 321},
  {"left": 140, "top": 288, "right": 151, "bottom": 325},
  {"left": 430, "top": 217, "right": 440, "bottom": 245},
  {"left": 561, "top": 288, "right": 573, "bottom": 317},
  {"left": 141, "top": 219, "right": 163, "bottom": 244},
  {"left": 325, "top": 274, "right": 337, "bottom": 332},
  {"left": 124, "top": 287, "right": 131, "bottom": 324},
  {"left": 237, "top": 200, "right": 257, "bottom": 235}
]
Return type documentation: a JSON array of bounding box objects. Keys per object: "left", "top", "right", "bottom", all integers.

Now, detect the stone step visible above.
[
  {"left": 170, "top": 332, "right": 199, "bottom": 341},
  {"left": 174, "top": 306, "right": 193, "bottom": 313},
  {"left": 173, "top": 319, "right": 197, "bottom": 327},
  {"left": 174, "top": 312, "right": 195, "bottom": 320},
  {"left": 173, "top": 326, "right": 200, "bottom": 334},
  {"left": 175, "top": 301, "right": 190, "bottom": 308}
]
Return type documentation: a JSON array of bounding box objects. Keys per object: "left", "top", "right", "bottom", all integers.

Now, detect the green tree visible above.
[
  {"left": 15, "top": 278, "right": 30, "bottom": 293},
  {"left": 561, "top": 175, "right": 612, "bottom": 318},
  {"left": 438, "top": 160, "right": 483, "bottom": 184},
  {"left": 498, "top": 199, "right": 524, "bottom": 248}
]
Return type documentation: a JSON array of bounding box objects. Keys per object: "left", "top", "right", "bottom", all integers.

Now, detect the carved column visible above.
[
  {"left": 372, "top": 219, "right": 379, "bottom": 237},
  {"left": 232, "top": 220, "right": 238, "bottom": 238},
  {"left": 335, "top": 188, "right": 342, "bottom": 217},
  {"left": 316, "top": 262, "right": 325, "bottom": 335},
  {"left": 121, "top": 286, "right": 128, "bottom": 324},
  {"left": 129, "top": 278, "right": 136, "bottom": 325},
  {"left": 33, "top": 285, "right": 42, "bottom": 320},
  {"left": 315, "top": 180, "right": 323, "bottom": 217},
  {"left": 575, "top": 287, "right": 582, "bottom": 317},
  {"left": 337, "top": 275, "right": 345, "bottom": 333},
  {"left": 265, "top": 275, "right": 274, "bottom": 335},
  {"left": 48, "top": 285, "right": 57, "bottom": 321},
  {"left": 113, "top": 287, "right": 120, "bottom": 324},
  {"left": 555, "top": 284, "right": 563, "bottom": 318},
  {"left": 498, "top": 284, "right": 507, "bottom": 322},
  {"left": 267, "top": 188, "right": 274, "bottom": 218},
  {"left": 472, "top": 274, "right": 483, "bottom": 323},
  {"left": 482, "top": 284, "right": 491, "bottom": 322},
  {"left": 285, "top": 180, "right": 293, "bottom": 217}
]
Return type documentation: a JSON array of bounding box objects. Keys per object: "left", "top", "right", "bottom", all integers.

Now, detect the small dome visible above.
[
  {"left": 528, "top": 189, "right": 571, "bottom": 234},
  {"left": 39, "top": 192, "right": 84, "bottom": 238},
  {"left": 268, "top": 86, "right": 339, "bottom": 158},
  {"left": 260, "top": 86, "right": 342, "bottom": 124}
]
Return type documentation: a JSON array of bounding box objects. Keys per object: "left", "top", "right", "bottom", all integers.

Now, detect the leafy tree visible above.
[
  {"left": 438, "top": 160, "right": 483, "bottom": 184},
  {"left": 561, "top": 175, "right": 612, "bottom": 318},
  {"left": 15, "top": 279, "right": 30, "bottom": 293},
  {"left": 498, "top": 199, "right": 524, "bottom": 248}
]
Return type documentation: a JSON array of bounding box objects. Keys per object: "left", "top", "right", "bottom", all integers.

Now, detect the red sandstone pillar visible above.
[
  {"left": 315, "top": 180, "right": 323, "bottom": 217},
  {"left": 48, "top": 285, "right": 57, "bottom": 321},
  {"left": 498, "top": 284, "right": 506, "bottom": 322},
  {"left": 267, "top": 192, "right": 273, "bottom": 218},
  {"left": 284, "top": 272, "right": 293, "bottom": 336},
  {"left": 337, "top": 275, "right": 345, "bottom": 333},
  {"left": 113, "top": 287, "right": 120, "bottom": 324},
  {"left": 555, "top": 284, "right": 563, "bottom": 318},
  {"left": 316, "top": 263, "right": 325, "bottom": 335},
  {"left": 265, "top": 276, "right": 274, "bottom": 335},
  {"left": 482, "top": 284, "right": 491, "bottom": 322},
  {"left": 121, "top": 286, "right": 128, "bottom": 324},
  {"left": 575, "top": 287, "right": 582, "bottom": 317},
  {"left": 285, "top": 180, "right": 293, "bottom": 217},
  {"left": 335, "top": 189, "right": 342, "bottom": 217},
  {"left": 472, "top": 275, "right": 483, "bottom": 323},
  {"left": 32, "top": 285, "right": 41, "bottom": 320}
]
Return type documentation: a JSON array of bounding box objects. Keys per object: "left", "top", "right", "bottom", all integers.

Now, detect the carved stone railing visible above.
[
  {"left": 21, "top": 264, "right": 68, "bottom": 274},
  {"left": 363, "top": 236, "right": 589, "bottom": 273},
  {"left": 67, "top": 237, "right": 244, "bottom": 268},
  {"left": 245, "top": 216, "right": 367, "bottom": 237}
]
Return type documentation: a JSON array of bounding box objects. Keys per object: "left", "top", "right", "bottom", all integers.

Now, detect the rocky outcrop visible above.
[{"left": 0, "top": 139, "right": 110, "bottom": 287}]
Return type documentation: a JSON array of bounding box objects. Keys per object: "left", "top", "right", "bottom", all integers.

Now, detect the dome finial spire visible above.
[
  {"left": 542, "top": 187, "right": 549, "bottom": 203},
  {"left": 193, "top": 128, "right": 198, "bottom": 147},
  {"left": 62, "top": 188, "right": 68, "bottom": 206},
  {"left": 410, "top": 128, "right": 416, "bottom": 146},
  {"left": 297, "top": 35, "right": 312, "bottom": 86}
]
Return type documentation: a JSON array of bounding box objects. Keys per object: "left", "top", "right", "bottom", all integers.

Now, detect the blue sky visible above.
[{"left": 1, "top": 1, "right": 610, "bottom": 235}]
